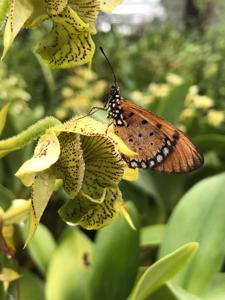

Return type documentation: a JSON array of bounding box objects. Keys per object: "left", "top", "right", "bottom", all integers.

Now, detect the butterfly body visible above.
[{"left": 105, "top": 86, "right": 204, "bottom": 173}]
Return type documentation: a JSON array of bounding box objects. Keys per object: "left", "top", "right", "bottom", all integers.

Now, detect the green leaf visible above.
[
  {"left": 22, "top": 223, "right": 56, "bottom": 274},
  {"left": 202, "top": 273, "right": 225, "bottom": 300},
  {"left": 141, "top": 224, "right": 166, "bottom": 247},
  {"left": 159, "top": 172, "right": 225, "bottom": 295},
  {"left": 20, "top": 269, "right": 45, "bottom": 300},
  {"left": 46, "top": 228, "right": 93, "bottom": 300},
  {"left": 149, "top": 283, "right": 201, "bottom": 300},
  {"left": 194, "top": 134, "right": 225, "bottom": 153},
  {"left": 87, "top": 202, "right": 140, "bottom": 300},
  {"left": 130, "top": 243, "right": 198, "bottom": 300},
  {"left": 156, "top": 82, "right": 190, "bottom": 124},
  {"left": 0, "top": 184, "right": 15, "bottom": 210}
]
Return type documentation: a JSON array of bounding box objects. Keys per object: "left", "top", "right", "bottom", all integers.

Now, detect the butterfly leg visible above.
[
  {"left": 105, "top": 120, "right": 114, "bottom": 135},
  {"left": 75, "top": 106, "right": 106, "bottom": 121}
]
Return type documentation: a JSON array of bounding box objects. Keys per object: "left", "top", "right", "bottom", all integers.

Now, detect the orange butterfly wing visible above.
[{"left": 114, "top": 100, "right": 203, "bottom": 173}]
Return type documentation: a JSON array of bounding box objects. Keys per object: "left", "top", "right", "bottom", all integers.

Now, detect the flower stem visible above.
[{"left": 0, "top": 117, "right": 61, "bottom": 151}]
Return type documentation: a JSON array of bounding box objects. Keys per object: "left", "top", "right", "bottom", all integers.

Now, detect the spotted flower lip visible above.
[{"left": 15, "top": 116, "right": 138, "bottom": 244}]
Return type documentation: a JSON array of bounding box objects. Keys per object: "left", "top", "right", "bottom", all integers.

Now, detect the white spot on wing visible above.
[
  {"left": 163, "top": 147, "right": 169, "bottom": 156},
  {"left": 156, "top": 154, "right": 163, "bottom": 163}
]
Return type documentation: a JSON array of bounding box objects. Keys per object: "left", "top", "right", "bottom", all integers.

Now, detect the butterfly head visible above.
[{"left": 104, "top": 85, "right": 126, "bottom": 127}]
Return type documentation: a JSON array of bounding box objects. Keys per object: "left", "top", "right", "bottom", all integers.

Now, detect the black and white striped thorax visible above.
[{"left": 104, "top": 85, "right": 126, "bottom": 127}]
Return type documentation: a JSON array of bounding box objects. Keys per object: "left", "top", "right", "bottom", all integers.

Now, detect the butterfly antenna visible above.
[{"left": 99, "top": 46, "right": 118, "bottom": 87}]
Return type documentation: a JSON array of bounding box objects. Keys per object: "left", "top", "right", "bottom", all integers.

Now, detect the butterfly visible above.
[{"left": 100, "top": 47, "right": 204, "bottom": 173}]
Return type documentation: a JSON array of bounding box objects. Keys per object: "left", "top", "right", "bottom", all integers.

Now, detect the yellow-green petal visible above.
[
  {"left": 123, "top": 166, "right": 139, "bottom": 181},
  {"left": 59, "top": 187, "right": 121, "bottom": 229},
  {"left": 3, "top": 199, "right": 30, "bottom": 225},
  {"left": 54, "top": 133, "right": 85, "bottom": 198},
  {"left": 25, "top": 171, "right": 56, "bottom": 246},
  {"left": 16, "top": 131, "right": 60, "bottom": 186},
  {"left": 0, "top": 103, "right": 9, "bottom": 136},
  {"left": 100, "top": 0, "right": 122, "bottom": 12},
  {"left": 36, "top": 6, "right": 95, "bottom": 68},
  {"left": 51, "top": 116, "right": 108, "bottom": 136},
  {"left": 25, "top": 0, "right": 48, "bottom": 29},
  {"left": 69, "top": 0, "right": 100, "bottom": 23},
  {"left": 80, "top": 134, "right": 125, "bottom": 199},
  {"left": 2, "top": 0, "right": 32, "bottom": 59},
  {"left": 109, "top": 131, "right": 138, "bottom": 157},
  {"left": 45, "top": 0, "right": 68, "bottom": 15}
]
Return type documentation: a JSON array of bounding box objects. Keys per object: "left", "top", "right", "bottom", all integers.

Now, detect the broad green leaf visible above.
[
  {"left": 59, "top": 187, "right": 121, "bottom": 229},
  {"left": 54, "top": 133, "right": 84, "bottom": 198},
  {"left": 2, "top": 0, "right": 32, "bottom": 59},
  {"left": 22, "top": 223, "right": 56, "bottom": 274},
  {"left": 46, "top": 228, "right": 93, "bottom": 300},
  {"left": 70, "top": 0, "right": 100, "bottom": 23},
  {"left": 100, "top": 0, "right": 123, "bottom": 12},
  {"left": 87, "top": 202, "right": 139, "bottom": 300},
  {"left": 0, "top": 104, "right": 9, "bottom": 135},
  {"left": 130, "top": 243, "right": 198, "bottom": 300},
  {"left": 16, "top": 131, "right": 60, "bottom": 186},
  {"left": 36, "top": 7, "right": 95, "bottom": 68},
  {"left": 20, "top": 269, "right": 45, "bottom": 300},
  {"left": 194, "top": 134, "right": 225, "bottom": 153},
  {"left": 156, "top": 82, "right": 190, "bottom": 124},
  {"left": 141, "top": 224, "right": 166, "bottom": 247},
  {"left": 159, "top": 172, "right": 225, "bottom": 295},
  {"left": 0, "top": 184, "right": 15, "bottom": 210},
  {"left": 147, "top": 284, "right": 178, "bottom": 300},
  {"left": 25, "top": 171, "right": 55, "bottom": 246},
  {"left": 202, "top": 273, "right": 225, "bottom": 300},
  {"left": 149, "top": 283, "right": 201, "bottom": 300}
]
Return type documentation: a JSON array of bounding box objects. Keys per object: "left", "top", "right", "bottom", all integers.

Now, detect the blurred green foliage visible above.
[{"left": 0, "top": 11, "right": 225, "bottom": 300}]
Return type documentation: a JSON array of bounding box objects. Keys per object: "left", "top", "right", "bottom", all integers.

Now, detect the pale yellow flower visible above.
[
  {"left": 192, "top": 95, "right": 214, "bottom": 110},
  {"left": 166, "top": 73, "right": 183, "bottom": 86},
  {"left": 207, "top": 110, "right": 225, "bottom": 127},
  {"left": 75, "top": 68, "right": 97, "bottom": 81},
  {"left": 61, "top": 87, "right": 74, "bottom": 98},
  {"left": 55, "top": 108, "right": 68, "bottom": 120},
  {"left": 186, "top": 85, "right": 199, "bottom": 104},
  {"left": 180, "top": 108, "right": 195, "bottom": 121},
  {"left": 130, "top": 90, "right": 144, "bottom": 102},
  {"left": 148, "top": 83, "right": 170, "bottom": 98}
]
